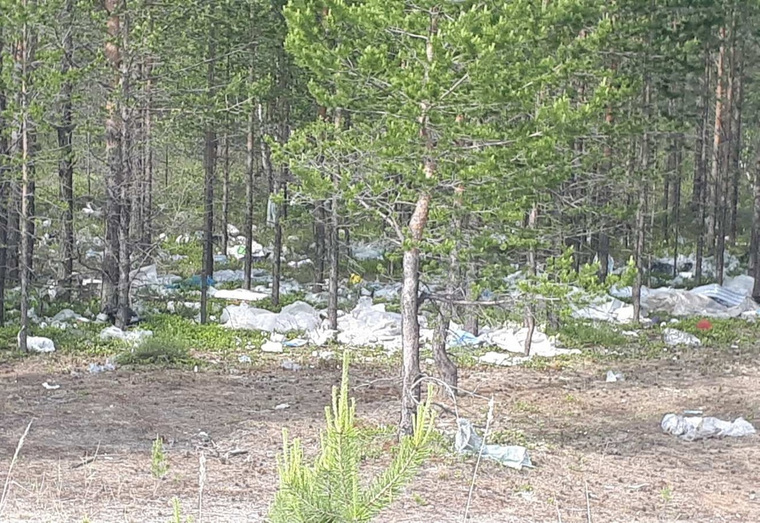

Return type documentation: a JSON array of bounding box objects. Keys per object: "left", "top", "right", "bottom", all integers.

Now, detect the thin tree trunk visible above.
[
  {"left": 327, "top": 110, "right": 341, "bottom": 329},
  {"left": 102, "top": 0, "right": 123, "bottom": 315},
  {"left": 632, "top": 80, "right": 651, "bottom": 324},
  {"left": 0, "top": 27, "right": 8, "bottom": 326},
  {"left": 752, "top": 151, "right": 760, "bottom": 300},
  {"left": 729, "top": 41, "right": 743, "bottom": 246},
  {"left": 712, "top": 26, "right": 727, "bottom": 284},
  {"left": 221, "top": 131, "right": 230, "bottom": 257},
  {"left": 524, "top": 203, "right": 538, "bottom": 355},
  {"left": 314, "top": 203, "right": 326, "bottom": 291},
  {"left": 200, "top": 27, "right": 217, "bottom": 324},
  {"left": 400, "top": 10, "right": 437, "bottom": 437},
  {"left": 57, "top": 0, "right": 75, "bottom": 301},
  {"left": 142, "top": 47, "right": 153, "bottom": 250},
  {"left": 271, "top": 47, "right": 289, "bottom": 308},
  {"left": 244, "top": 65, "right": 256, "bottom": 291},
  {"left": 116, "top": 2, "right": 133, "bottom": 329}
]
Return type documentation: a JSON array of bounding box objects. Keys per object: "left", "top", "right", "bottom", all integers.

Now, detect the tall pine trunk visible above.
[
  {"left": 712, "top": 26, "right": 727, "bottom": 284},
  {"left": 200, "top": 27, "right": 217, "bottom": 324},
  {"left": 57, "top": 0, "right": 75, "bottom": 301},
  {"left": 0, "top": 28, "right": 8, "bottom": 326},
  {"left": 102, "top": 0, "right": 123, "bottom": 315}
]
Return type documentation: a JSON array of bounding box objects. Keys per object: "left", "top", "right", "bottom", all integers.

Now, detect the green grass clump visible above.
[
  {"left": 117, "top": 337, "right": 194, "bottom": 366},
  {"left": 554, "top": 320, "right": 629, "bottom": 349}
]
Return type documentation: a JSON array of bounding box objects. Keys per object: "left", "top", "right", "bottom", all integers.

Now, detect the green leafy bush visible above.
[{"left": 117, "top": 337, "right": 194, "bottom": 366}]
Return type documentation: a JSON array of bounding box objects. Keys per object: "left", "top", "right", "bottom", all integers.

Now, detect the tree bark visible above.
[
  {"left": 221, "top": 131, "right": 230, "bottom": 257},
  {"left": 712, "top": 26, "right": 727, "bottom": 285},
  {"left": 632, "top": 80, "right": 651, "bottom": 324},
  {"left": 752, "top": 151, "right": 760, "bottom": 301},
  {"left": 116, "top": 3, "right": 133, "bottom": 330},
  {"left": 57, "top": 0, "right": 75, "bottom": 301},
  {"left": 200, "top": 26, "right": 217, "bottom": 324},
  {"left": 0, "top": 27, "right": 8, "bottom": 326},
  {"left": 102, "top": 0, "right": 123, "bottom": 315},
  {"left": 16, "top": 3, "right": 36, "bottom": 351}
]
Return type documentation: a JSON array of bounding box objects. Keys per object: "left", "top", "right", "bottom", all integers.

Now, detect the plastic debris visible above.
[
  {"left": 238, "top": 354, "right": 252, "bottom": 363},
  {"left": 353, "top": 243, "right": 386, "bottom": 261},
  {"left": 478, "top": 351, "right": 528, "bottom": 367},
  {"left": 287, "top": 258, "right": 313, "bottom": 269},
  {"left": 336, "top": 297, "right": 430, "bottom": 352},
  {"left": 221, "top": 301, "right": 320, "bottom": 333},
  {"left": 283, "top": 338, "right": 308, "bottom": 348},
  {"left": 99, "top": 326, "right": 153, "bottom": 346},
  {"left": 274, "top": 403, "right": 290, "bottom": 410},
  {"left": 227, "top": 223, "right": 240, "bottom": 237},
  {"left": 487, "top": 327, "right": 579, "bottom": 358},
  {"left": 213, "top": 289, "right": 268, "bottom": 302},
  {"left": 281, "top": 360, "right": 302, "bottom": 371},
  {"left": 51, "top": 309, "right": 89, "bottom": 324},
  {"left": 42, "top": 382, "right": 60, "bottom": 390},
  {"left": 661, "top": 413, "right": 756, "bottom": 441},
  {"left": 606, "top": 370, "right": 625, "bottom": 382},
  {"left": 455, "top": 419, "right": 532, "bottom": 470},
  {"left": 262, "top": 340, "right": 283, "bottom": 353},
  {"left": 662, "top": 328, "right": 701, "bottom": 347},
  {"left": 26, "top": 336, "right": 56, "bottom": 353},
  {"left": 88, "top": 360, "right": 116, "bottom": 374},
  {"left": 572, "top": 297, "right": 635, "bottom": 324}
]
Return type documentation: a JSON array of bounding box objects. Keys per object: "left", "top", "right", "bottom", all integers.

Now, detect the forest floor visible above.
[{"left": 1, "top": 340, "right": 759, "bottom": 523}]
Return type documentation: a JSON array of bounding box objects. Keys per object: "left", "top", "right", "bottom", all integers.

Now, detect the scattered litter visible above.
[
  {"left": 99, "top": 326, "right": 153, "bottom": 346},
  {"left": 274, "top": 403, "right": 290, "bottom": 410},
  {"left": 51, "top": 309, "right": 89, "bottom": 325},
  {"left": 353, "top": 242, "right": 386, "bottom": 261},
  {"left": 487, "top": 327, "right": 579, "bottom": 358},
  {"left": 312, "top": 350, "right": 335, "bottom": 360},
  {"left": 238, "top": 355, "right": 252, "bottom": 364},
  {"left": 572, "top": 297, "right": 635, "bottom": 324},
  {"left": 287, "top": 258, "right": 313, "bottom": 269},
  {"left": 88, "top": 360, "right": 116, "bottom": 374},
  {"left": 213, "top": 289, "right": 268, "bottom": 302},
  {"left": 662, "top": 328, "right": 701, "bottom": 347},
  {"left": 455, "top": 419, "right": 532, "bottom": 470},
  {"left": 622, "top": 330, "right": 639, "bottom": 337},
  {"left": 606, "top": 370, "right": 625, "bottom": 382},
  {"left": 167, "top": 301, "right": 201, "bottom": 313},
  {"left": 221, "top": 301, "right": 320, "bottom": 333},
  {"left": 661, "top": 413, "right": 756, "bottom": 441},
  {"left": 478, "top": 351, "right": 528, "bottom": 367},
  {"left": 683, "top": 409, "right": 703, "bottom": 416},
  {"left": 281, "top": 360, "right": 302, "bottom": 371},
  {"left": 262, "top": 340, "right": 283, "bottom": 353},
  {"left": 26, "top": 336, "right": 56, "bottom": 353},
  {"left": 336, "top": 297, "right": 425, "bottom": 352},
  {"left": 227, "top": 223, "right": 240, "bottom": 237},
  {"left": 283, "top": 338, "right": 308, "bottom": 348},
  {"left": 42, "top": 382, "right": 60, "bottom": 390}
]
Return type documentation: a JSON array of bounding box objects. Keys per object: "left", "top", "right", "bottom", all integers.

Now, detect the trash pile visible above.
[
  {"left": 220, "top": 301, "right": 321, "bottom": 333},
  {"left": 661, "top": 413, "right": 756, "bottom": 441}
]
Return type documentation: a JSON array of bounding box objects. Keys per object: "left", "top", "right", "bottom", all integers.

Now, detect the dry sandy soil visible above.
[{"left": 0, "top": 345, "right": 758, "bottom": 523}]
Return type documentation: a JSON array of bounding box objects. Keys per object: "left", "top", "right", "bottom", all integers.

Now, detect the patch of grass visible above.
[
  {"left": 151, "top": 436, "right": 169, "bottom": 479},
  {"left": 33, "top": 323, "right": 125, "bottom": 356},
  {"left": 490, "top": 428, "right": 529, "bottom": 448},
  {"left": 675, "top": 317, "right": 760, "bottom": 347},
  {"left": 170, "top": 497, "right": 194, "bottom": 523},
  {"left": 117, "top": 337, "right": 195, "bottom": 366},
  {"left": 142, "top": 314, "right": 266, "bottom": 353},
  {"left": 554, "top": 321, "right": 629, "bottom": 349},
  {"left": 660, "top": 485, "right": 673, "bottom": 502}
]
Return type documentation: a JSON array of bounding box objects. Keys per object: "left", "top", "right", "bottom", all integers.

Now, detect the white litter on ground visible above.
[
  {"left": 662, "top": 328, "right": 701, "bottom": 347},
  {"left": 213, "top": 289, "right": 269, "bottom": 302},
  {"left": 661, "top": 413, "right": 756, "bottom": 441},
  {"left": 455, "top": 419, "right": 532, "bottom": 470},
  {"left": 25, "top": 336, "right": 56, "bottom": 353},
  {"left": 99, "top": 326, "right": 153, "bottom": 346}
]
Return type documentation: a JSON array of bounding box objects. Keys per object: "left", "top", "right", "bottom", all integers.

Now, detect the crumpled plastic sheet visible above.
[
  {"left": 99, "top": 326, "right": 153, "bottom": 346},
  {"left": 221, "top": 301, "right": 320, "bottom": 333},
  {"left": 26, "top": 336, "right": 56, "bottom": 353},
  {"left": 336, "top": 297, "right": 431, "bottom": 352},
  {"left": 661, "top": 413, "right": 756, "bottom": 441},
  {"left": 572, "top": 297, "right": 635, "bottom": 323},
  {"left": 455, "top": 419, "right": 532, "bottom": 470},
  {"left": 662, "top": 328, "right": 701, "bottom": 347},
  {"left": 213, "top": 289, "right": 269, "bottom": 302},
  {"left": 352, "top": 242, "right": 386, "bottom": 261},
  {"left": 611, "top": 285, "right": 758, "bottom": 319}
]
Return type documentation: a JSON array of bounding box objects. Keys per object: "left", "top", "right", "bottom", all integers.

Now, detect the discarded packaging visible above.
[
  {"left": 221, "top": 301, "right": 321, "bottom": 333},
  {"left": 662, "top": 328, "right": 701, "bottom": 347},
  {"left": 281, "top": 360, "right": 302, "bottom": 371},
  {"left": 487, "top": 327, "right": 579, "bottom": 358},
  {"left": 26, "top": 336, "right": 56, "bottom": 353},
  {"left": 661, "top": 413, "right": 756, "bottom": 441},
  {"left": 238, "top": 354, "right": 252, "bottom": 363},
  {"left": 88, "top": 360, "right": 116, "bottom": 374},
  {"left": 455, "top": 419, "right": 532, "bottom": 470},
  {"left": 42, "top": 382, "right": 60, "bottom": 390},
  {"left": 99, "top": 326, "right": 153, "bottom": 346},
  {"left": 606, "top": 370, "right": 625, "bottom": 382},
  {"left": 213, "top": 289, "right": 268, "bottom": 302}
]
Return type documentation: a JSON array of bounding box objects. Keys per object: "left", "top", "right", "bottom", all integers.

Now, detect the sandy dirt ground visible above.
[{"left": 1, "top": 346, "right": 758, "bottom": 522}]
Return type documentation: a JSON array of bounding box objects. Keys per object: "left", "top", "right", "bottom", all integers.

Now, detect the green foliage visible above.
[
  {"left": 554, "top": 321, "right": 630, "bottom": 349},
  {"left": 169, "top": 498, "right": 194, "bottom": 523},
  {"left": 269, "top": 352, "right": 436, "bottom": 523},
  {"left": 151, "top": 436, "right": 169, "bottom": 479},
  {"left": 117, "top": 337, "right": 194, "bottom": 367},
  {"left": 141, "top": 315, "right": 266, "bottom": 353}
]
